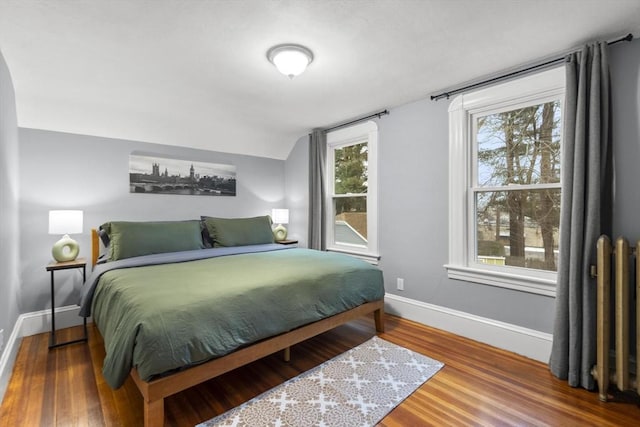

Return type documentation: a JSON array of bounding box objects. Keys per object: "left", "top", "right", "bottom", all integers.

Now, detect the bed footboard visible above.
[{"left": 131, "top": 300, "right": 384, "bottom": 427}]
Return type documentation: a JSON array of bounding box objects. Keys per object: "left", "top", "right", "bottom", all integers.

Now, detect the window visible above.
[
  {"left": 446, "top": 67, "right": 565, "bottom": 296},
  {"left": 326, "top": 121, "right": 379, "bottom": 262}
]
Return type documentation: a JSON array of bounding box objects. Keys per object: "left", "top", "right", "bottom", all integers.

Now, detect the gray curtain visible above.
[
  {"left": 308, "top": 129, "right": 326, "bottom": 250},
  {"left": 549, "top": 42, "right": 613, "bottom": 389}
]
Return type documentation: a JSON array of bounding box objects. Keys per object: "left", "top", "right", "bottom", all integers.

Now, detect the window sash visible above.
[
  {"left": 468, "top": 97, "right": 563, "bottom": 276},
  {"left": 329, "top": 143, "right": 369, "bottom": 250},
  {"left": 470, "top": 99, "right": 563, "bottom": 193},
  {"left": 470, "top": 183, "right": 561, "bottom": 192},
  {"left": 332, "top": 192, "right": 367, "bottom": 198},
  {"left": 470, "top": 187, "right": 561, "bottom": 273}
]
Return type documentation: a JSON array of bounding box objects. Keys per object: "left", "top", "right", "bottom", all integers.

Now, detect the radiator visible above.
[{"left": 591, "top": 235, "right": 639, "bottom": 401}]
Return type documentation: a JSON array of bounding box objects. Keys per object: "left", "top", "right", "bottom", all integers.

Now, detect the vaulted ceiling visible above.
[{"left": 0, "top": 0, "right": 639, "bottom": 159}]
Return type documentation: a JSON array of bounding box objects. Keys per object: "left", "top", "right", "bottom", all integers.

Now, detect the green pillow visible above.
[
  {"left": 105, "top": 220, "right": 205, "bottom": 261},
  {"left": 201, "top": 216, "right": 274, "bottom": 247}
]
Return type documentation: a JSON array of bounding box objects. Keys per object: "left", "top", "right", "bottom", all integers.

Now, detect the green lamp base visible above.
[
  {"left": 273, "top": 224, "right": 288, "bottom": 241},
  {"left": 52, "top": 234, "right": 80, "bottom": 262}
]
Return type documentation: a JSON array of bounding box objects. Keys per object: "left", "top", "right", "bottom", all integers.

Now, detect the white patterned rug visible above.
[{"left": 197, "top": 336, "right": 444, "bottom": 427}]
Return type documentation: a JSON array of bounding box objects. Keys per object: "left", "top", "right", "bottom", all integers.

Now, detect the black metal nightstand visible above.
[{"left": 46, "top": 258, "right": 88, "bottom": 349}]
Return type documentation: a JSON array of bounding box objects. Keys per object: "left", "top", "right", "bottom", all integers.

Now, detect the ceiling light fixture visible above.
[{"left": 267, "top": 44, "right": 314, "bottom": 79}]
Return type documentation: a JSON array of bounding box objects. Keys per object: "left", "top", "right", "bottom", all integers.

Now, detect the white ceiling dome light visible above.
[{"left": 267, "top": 44, "right": 314, "bottom": 79}]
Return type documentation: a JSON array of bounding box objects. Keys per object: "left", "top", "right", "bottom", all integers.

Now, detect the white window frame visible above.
[
  {"left": 445, "top": 67, "right": 565, "bottom": 297},
  {"left": 325, "top": 120, "right": 379, "bottom": 263}
]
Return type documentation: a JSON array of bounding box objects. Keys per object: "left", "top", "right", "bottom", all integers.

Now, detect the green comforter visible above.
[{"left": 91, "top": 247, "right": 384, "bottom": 388}]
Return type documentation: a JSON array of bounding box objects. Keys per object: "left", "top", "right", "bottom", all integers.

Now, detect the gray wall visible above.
[
  {"left": 284, "top": 134, "right": 309, "bottom": 247},
  {"left": 611, "top": 38, "right": 640, "bottom": 238},
  {"left": 0, "top": 51, "right": 21, "bottom": 354},
  {"left": 18, "top": 129, "right": 285, "bottom": 313},
  {"left": 285, "top": 38, "right": 640, "bottom": 334}
]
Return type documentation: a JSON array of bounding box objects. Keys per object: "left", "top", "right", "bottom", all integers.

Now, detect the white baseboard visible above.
[
  {"left": 384, "top": 293, "right": 552, "bottom": 363},
  {"left": 19, "top": 305, "right": 86, "bottom": 337},
  {"left": 0, "top": 317, "right": 22, "bottom": 406},
  {"left": 0, "top": 305, "right": 87, "bottom": 405}
]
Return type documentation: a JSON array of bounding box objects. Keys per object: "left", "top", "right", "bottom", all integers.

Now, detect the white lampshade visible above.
[
  {"left": 49, "top": 210, "right": 83, "bottom": 262},
  {"left": 49, "top": 210, "right": 83, "bottom": 235},
  {"left": 271, "top": 209, "right": 289, "bottom": 225},
  {"left": 267, "top": 44, "right": 313, "bottom": 79}
]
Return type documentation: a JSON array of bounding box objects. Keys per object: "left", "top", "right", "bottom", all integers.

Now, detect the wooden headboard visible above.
[{"left": 91, "top": 228, "right": 100, "bottom": 268}]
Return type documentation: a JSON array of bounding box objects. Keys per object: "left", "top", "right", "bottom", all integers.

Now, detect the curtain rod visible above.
[
  {"left": 322, "top": 109, "right": 389, "bottom": 133},
  {"left": 430, "top": 33, "right": 634, "bottom": 101}
]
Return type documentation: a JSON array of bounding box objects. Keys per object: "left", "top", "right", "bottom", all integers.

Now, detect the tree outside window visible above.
[
  {"left": 334, "top": 142, "right": 368, "bottom": 243},
  {"left": 474, "top": 101, "right": 562, "bottom": 272}
]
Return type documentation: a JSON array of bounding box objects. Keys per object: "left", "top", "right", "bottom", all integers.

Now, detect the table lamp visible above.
[
  {"left": 271, "top": 208, "right": 289, "bottom": 241},
  {"left": 49, "top": 210, "right": 83, "bottom": 262}
]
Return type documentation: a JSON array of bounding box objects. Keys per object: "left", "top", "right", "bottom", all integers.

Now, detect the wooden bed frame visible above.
[{"left": 90, "top": 229, "right": 385, "bottom": 427}]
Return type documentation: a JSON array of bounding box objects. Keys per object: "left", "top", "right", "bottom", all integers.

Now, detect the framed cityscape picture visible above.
[{"left": 129, "top": 154, "right": 236, "bottom": 196}]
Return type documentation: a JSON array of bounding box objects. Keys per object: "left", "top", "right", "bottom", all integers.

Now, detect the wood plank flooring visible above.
[{"left": 1, "top": 314, "right": 639, "bottom": 426}]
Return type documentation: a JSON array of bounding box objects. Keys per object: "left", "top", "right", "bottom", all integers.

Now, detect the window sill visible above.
[
  {"left": 327, "top": 248, "right": 380, "bottom": 265},
  {"left": 444, "top": 264, "right": 556, "bottom": 297}
]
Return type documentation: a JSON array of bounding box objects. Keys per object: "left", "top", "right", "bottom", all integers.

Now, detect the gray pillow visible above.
[
  {"left": 201, "top": 215, "right": 274, "bottom": 247},
  {"left": 104, "top": 220, "right": 205, "bottom": 261}
]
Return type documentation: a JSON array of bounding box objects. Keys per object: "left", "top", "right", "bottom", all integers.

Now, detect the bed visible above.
[{"left": 79, "top": 217, "right": 385, "bottom": 427}]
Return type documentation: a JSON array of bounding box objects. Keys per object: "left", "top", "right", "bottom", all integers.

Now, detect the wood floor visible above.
[{"left": 1, "top": 314, "right": 639, "bottom": 426}]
